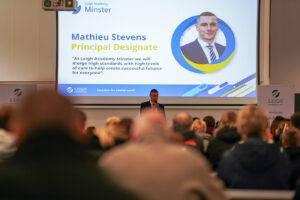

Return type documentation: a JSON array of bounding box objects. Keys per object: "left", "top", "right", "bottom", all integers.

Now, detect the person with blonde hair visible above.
[
  {"left": 191, "top": 119, "right": 211, "bottom": 153},
  {"left": 206, "top": 112, "right": 240, "bottom": 170},
  {"left": 217, "top": 105, "right": 292, "bottom": 189},
  {"left": 112, "top": 117, "right": 133, "bottom": 146},
  {"left": 192, "top": 119, "right": 207, "bottom": 134},
  {"left": 95, "top": 116, "right": 120, "bottom": 150},
  {"left": 105, "top": 116, "right": 120, "bottom": 127}
]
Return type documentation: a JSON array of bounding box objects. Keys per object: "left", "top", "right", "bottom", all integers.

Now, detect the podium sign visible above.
[
  {"left": 0, "top": 85, "right": 37, "bottom": 106},
  {"left": 258, "top": 85, "right": 294, "bottom": 121}
]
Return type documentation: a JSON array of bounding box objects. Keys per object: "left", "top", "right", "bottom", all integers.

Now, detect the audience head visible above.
[
  {"left": 85, "top": 126, "right": 96, "bottom": 137},
  {"left": 70, "top": 109, "right": 90, "bottom": 144},
  {"left": 116, "top": 117, "right": 133, "bottom": 140},
  {"left": 96, "top": 116, "right": 121, "bottom": 149},
  {"left": 237, "top": 104, "right": 269, "bottom": 139},
  {"left": 203, "top": 115, "right": 215, "bottom": 128},
  {"left": 73, "top": 108, "right": 87, "bottom": 134},
  {"left": 133, "top": 109, "right": 167, "bottom": 139},
  {"left": 173, "top": 112, "right": 193, "bottom": 130},
  {"left": 172, "top": 125, "right": 192, "bottom": 141},
  {"left": 15, "top": 90, "right": 76, "bottom": 142},
  {"left": 192, "top": 117, "right": 200, "bottom": 121},
  {"left": 220, "top": 111, "right": 237, "bottom": 127},
  {"left": 203, "top": 115, "right": 215, "bottom": 135},
  {"left": 191, "top": 119, "right": 207, "bottom": 133},
  {"left": 291, "top": 112, "right": 300, "bottom": 130},
  {"left": 104, "top": 117, "right": 134, "bottom": 144},
  {"left": 282, "top": 127, "right": 300, "bottom": 148},
  {"left": 270, "top": 116, "right": 286, "bottom": 136},
  {"left": 105, "top": 116, "right": 120, "bottom": 127},
  {"left": 168, "top": 130, "right": 184, "bottom": 143}
]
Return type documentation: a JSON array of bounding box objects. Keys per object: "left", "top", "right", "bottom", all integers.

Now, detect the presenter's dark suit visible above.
[
  {"left": 181, "top": 39, "right": 225, "bottom": 64},
  {"left": 140, "top": 101, "right": 165, "bottom": 114}
]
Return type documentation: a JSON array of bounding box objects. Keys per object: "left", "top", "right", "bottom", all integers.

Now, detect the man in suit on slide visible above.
[
  {"left": 140, "top": 89, "right": 165, "bottom": 115},
  {"left": 181, "top": 12, "right": 225, "bottom": 64}
]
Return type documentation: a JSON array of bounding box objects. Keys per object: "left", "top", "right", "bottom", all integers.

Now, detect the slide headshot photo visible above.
[{"left": 181, "top": 12, "right": 225, "bottom": 64}]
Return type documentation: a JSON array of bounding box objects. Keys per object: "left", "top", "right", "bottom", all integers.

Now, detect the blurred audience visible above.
[
  {"left": 206, "top": 112, "right": 241, "bottom": 170},
  {"left": 191, "top": 119, "right": 211, "bottom": 153},
  {"left": 95, "top": 116, "right": 120, "bottom": 150},
  {"left": 95, "top": 117, "right": 132, "bottom": 151},
  {"left": 217, "top": 105, "right": 292, "bottom": 189},
  {"left": 270, "top": 116, "right": 286, "bottom": 144},
  {"left": 72, "top": 108, "right": 91, "bottom": 145},
  {"left": 0, "top": 95, "right": 297, "bottom": 198},
  {"left": 172, "top": 112, "right": 203, "bottom": 152},
  {"left": 294, "top": 179, "right": 300, "bottom": 200},
  {"left": 0, "top": 106, "right": 17, "bottom": 162},
  {"left": 84, "top": 126, "right": 103, "bottom": 161},
  {"left": 0, "top": 91, "right": 138, "bottom": 200},
  {"left": 173, "top": 112, "right": 193, "bottom": 129},
  {"left": 85, "top": 126, "right": 101, "bottom": 149},
  {"left": 192, "top": 116, "right": 200, "bottom": 121},
  {"left": 112, "top": 117, "right": 133, "bottom": 146},
  {"left": 99, "top": 110, "right": 227, "bottom": 200},
  {"left": 192, "top": 119, "right": 207, "bottom": 136},
  {"left": 203, "top": 115, "right": 216, "bottom": 135},
  {"left": 291, "top": 113, "right": 300, "bottom": 130},
  {"left": 282, "top": 128, "right": 300, "bottom": 189}
]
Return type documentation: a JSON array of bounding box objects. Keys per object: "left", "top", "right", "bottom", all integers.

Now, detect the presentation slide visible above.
[{"left": 57, "top": 0, "right": 258, "bottom": 104}]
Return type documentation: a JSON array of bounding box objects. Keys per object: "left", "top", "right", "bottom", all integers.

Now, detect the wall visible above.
[
  {"left": 0, "top": 0, "right": 271, "bottom": 127},
  {"left": 0, "top": 0, "right": 56, "bottom": 84},
  {"left": 270, "top": 0, "right": 300, "bottom": 92}
]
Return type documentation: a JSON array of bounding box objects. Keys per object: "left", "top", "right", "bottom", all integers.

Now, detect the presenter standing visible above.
[
  {"left": 140, "top": 89, "right": 165, "bottom": 114},
  {"left": 181, "top": 12, "right": 225, "bottom": 64}
]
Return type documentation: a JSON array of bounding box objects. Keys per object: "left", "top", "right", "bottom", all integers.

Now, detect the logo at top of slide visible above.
[
  {"left": 72, "top": 1, "right": 81, "bottom": 14},
  {"left": 72, "top": 1, "right": 111, "bottom": 15},
  {"left": 171, "top": 13, "right": 235, "bottom": 74}
]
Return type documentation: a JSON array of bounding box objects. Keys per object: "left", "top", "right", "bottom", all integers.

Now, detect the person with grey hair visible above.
[
  {"left": 172, "top": 112, "right": 203, "bottom": 152},
  {"left": 99, "top": 110, "right": 227, "bottom": 200},
  {"left": 173, "top": 112, "right": 193, "bottom": 129},
  {"left": 217, "top": 105, "right": 292, "bottom": 189}
]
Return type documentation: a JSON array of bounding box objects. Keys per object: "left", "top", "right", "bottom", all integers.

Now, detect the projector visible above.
[{"left": 42, "top": 0, "right": 77, "bottom": 11}]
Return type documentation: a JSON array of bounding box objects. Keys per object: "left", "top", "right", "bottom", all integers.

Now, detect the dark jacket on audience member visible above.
[
  {"left": 206, "top": 127, "right": 241, "bottom": 170},
  {"left": 0, "top": 127, "right": 138, "bottom": 200},
  {"left": 284, "top": 147, "right": 300, "bottom": 189},
  {"left": 293, "top": 179, "right": 300, "bottom": 200},
  {"left": 217, "top": 137, "right": 292, "bottom": 189}
]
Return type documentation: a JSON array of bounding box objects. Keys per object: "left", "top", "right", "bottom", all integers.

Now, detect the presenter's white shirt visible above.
[
  {"left": 150, "top": 100, "right": 155, "bottom": 107},
  {"left": 197, "top": 38, "right": 220, "bottom": 64}
]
